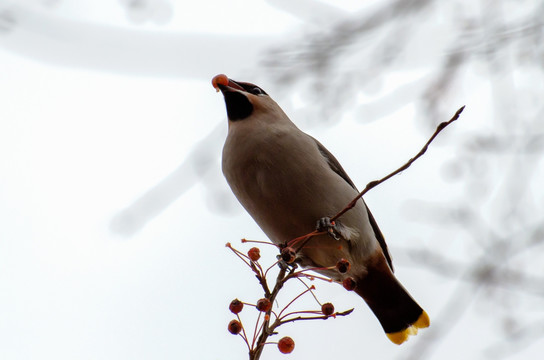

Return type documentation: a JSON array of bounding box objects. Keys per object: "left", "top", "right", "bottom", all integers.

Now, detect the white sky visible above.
[{"left": 1, "top": 1, "right": 543, "bottom": 360}]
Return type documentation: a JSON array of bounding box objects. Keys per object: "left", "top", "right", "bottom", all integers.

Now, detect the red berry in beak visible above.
[{"left": 212, "top": 74, "right": 229, "bottom": 92}]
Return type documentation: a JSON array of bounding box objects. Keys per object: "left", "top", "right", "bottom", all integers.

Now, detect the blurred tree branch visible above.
[{"left": 258, "top": 1, "right": 544, "bottom": 359}]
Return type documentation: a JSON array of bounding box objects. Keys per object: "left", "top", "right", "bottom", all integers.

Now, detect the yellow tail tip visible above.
[
  {"left": 386, "top": 331, "right": 409, "bottom": 345},
  {"left": 386, "top": 311, "right": 430, "bottom": 345},
  {"left": 414, "top": 310, "right": 430, "bottom": 329}
]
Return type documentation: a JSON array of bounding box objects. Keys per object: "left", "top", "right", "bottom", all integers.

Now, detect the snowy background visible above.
[{"left": 1, "top": 1, "right": 543, "bottom": 359}]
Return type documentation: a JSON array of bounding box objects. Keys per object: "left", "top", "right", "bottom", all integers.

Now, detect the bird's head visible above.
[{"left": 212, "top": 74, "right": 282, "bottom": 122}]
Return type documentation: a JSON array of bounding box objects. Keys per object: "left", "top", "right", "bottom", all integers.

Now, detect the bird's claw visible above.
[{"left": 316, "top": 217, "right": 341, "bottom": 240}]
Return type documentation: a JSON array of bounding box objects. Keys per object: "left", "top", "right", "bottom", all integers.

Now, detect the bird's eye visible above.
[{"left": 251, "top": 87, "right": 265, "bottom": 95}]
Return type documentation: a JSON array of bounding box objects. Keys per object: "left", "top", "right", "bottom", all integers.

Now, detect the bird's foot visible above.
[
  {"left": 276, "top": 254, "right": 299, "bottom": 271},
  {"left": 316, "top": 217, "right": 342, "bottom": 240}
]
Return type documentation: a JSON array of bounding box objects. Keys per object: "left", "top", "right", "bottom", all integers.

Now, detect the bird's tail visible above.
[{"left": 354, "top": 262, "right": 430, "bottom": 345}]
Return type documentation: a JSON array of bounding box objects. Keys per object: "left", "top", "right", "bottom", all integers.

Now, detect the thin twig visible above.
[
  {"left": 332, "top": 105, "right": 465, "bottom": 221},
  {"left": 278, "top": 309, "right": 324, "bottom": 321},
  {"left": 274, "top": 308, "right": 354, "bottom": 328}
]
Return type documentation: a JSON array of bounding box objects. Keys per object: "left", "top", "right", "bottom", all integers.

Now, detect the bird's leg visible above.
[{"left": 316, "top": 217, "right": 343, "bottom": 240}]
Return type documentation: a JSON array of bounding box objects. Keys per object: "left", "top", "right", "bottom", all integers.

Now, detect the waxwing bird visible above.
[{"left": 212, "top": 74, "right": 429, "bottom": 344}]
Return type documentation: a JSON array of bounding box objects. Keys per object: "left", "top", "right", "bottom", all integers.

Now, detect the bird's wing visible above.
[{"left": 311, "top": 136, "right": 394, "bottom": 271}]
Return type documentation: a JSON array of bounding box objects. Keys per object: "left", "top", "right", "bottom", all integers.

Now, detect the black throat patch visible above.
[{"left": 223, "top": 91, "right": 254, "bottom": 121}]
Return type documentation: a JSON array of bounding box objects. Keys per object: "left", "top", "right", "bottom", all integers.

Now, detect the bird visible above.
[{"left": 212, "top": 73, "right": 429, "bottom": 345}]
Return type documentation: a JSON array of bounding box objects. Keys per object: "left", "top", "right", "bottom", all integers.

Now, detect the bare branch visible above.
[
  {"left": 332, "top": 105, "right": 465, "bottom": 221},
  {"left": 274, "top": 308, "right": 354, "bottom": 327}
]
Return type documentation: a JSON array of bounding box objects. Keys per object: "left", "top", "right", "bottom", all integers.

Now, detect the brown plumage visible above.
[{"left": 214, "top": 74, "right": 429, "bottom": 344}]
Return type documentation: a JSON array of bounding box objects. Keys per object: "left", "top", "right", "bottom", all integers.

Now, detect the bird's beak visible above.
[{"left": 212, "top": 74, "right": 245, "bottom": 93}]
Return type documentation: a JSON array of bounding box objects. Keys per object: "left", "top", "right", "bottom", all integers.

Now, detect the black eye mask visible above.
[{"left": 223, "top": 91, "right": 254, "bottom": 121}]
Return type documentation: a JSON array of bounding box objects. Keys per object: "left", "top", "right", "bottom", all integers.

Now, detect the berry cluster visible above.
[{"left": 226, "top": 241, "right": 354, "bottom": 360}]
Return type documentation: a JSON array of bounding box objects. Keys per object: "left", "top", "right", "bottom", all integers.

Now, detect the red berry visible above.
[
  {"left": 342, "top": 277, "right": 357, "bottom": 291},
  {"left": 321, "top": 302, "right": 335, "bottom": 316},
  {"left": 229, "top": 298, "right": 244, "bottom": 314},
  {"left": 228, "top": 319, "right": 242, "bottom": 335},
  {"left": 281, "top": 247, "right": 296, "bottom": 263},
  {"left": 248, "top": 247, "right": 261, "bottom": 261},
  {"left": 212, "top": 74, "right": 229, "bottom": 91},
  {"left": 336, "top": 258, "right": 351, "bottom": 273},
  {"left": 278, "top": 336, "right": 295, "bottom": 354},
  {"left": 256, "top": 298, "right": 272, "bottom": 312}
]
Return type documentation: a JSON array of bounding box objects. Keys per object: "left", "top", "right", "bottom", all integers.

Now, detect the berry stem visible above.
[
  {"left": 276, "top": 308, "right": 354, "bottom": 327},
  {"left": 295, "top": 277, "right": 322, "bottom": 305},
  {"left": 276, "top": 286, "right": 315, "bottom": 320},
  {"left": 250, "top": 311, "right": 263, "bottom": 350},
  {"left": 227, "top": 244, "right": 253, "bottom": 268},
  {"left": 263, "top": 260, "right": 280, "bottom": 279},
  {"left": 241, "top": 238, "right": 279, "bottom": 247},
  {"left": 236, "top": 314, "right": 251, "bottom": 350}
]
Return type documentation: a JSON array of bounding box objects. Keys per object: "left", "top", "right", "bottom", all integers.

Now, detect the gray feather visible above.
[{"left": 311, "top": 137, "right": 394, "bottom": 271}]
